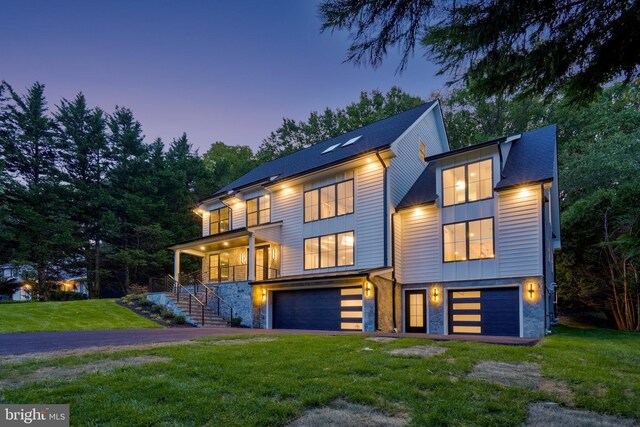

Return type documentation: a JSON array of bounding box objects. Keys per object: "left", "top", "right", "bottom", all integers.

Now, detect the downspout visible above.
[
  {"left": 540, "top": 183, "right": 548, "bottom": 332},
  {"left": 375, "top": 152, "right": 389, "bottom": 267},
  {"left": 390, "top": 212, "right": 398, "bottom": 331},
  {"left": 365, "top": 273, "right": 379, "bottom": 331}
]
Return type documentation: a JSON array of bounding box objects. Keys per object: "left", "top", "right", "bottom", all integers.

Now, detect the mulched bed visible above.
[{"left": 115, "top": 297, "right": 195, "bottom": 328}]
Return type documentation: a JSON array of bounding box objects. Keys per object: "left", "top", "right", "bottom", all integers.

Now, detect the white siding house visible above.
[{"left": 164, "top": 103, "right": 559, "bottom": 338}]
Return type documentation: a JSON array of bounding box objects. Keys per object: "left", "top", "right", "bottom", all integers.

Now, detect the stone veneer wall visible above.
[
  {"left": 212, "top": 282, "right": 253, "bottom": 328},
  {"left": 403, "top": 276, "right": 546, "bottom": 338},
  {"left": 146, "top": 292, "right": 196, "bottom": 326}
]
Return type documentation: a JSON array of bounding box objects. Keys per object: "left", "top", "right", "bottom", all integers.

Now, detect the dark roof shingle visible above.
[{"left": 201, "top": 101, "right": 436, "bottom": 201}]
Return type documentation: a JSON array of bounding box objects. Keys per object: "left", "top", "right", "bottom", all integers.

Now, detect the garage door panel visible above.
[
  {"left": 448, "top": 287, "right": 519, "bottom": 337},
  {"left": 273, "top": 287, "right": 362, "bottom": 331}
]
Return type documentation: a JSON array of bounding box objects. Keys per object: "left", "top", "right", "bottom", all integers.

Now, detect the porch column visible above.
[
  {"left": 248, "top": 234, "right": 255, "bottom": 281},
  {"left": 174, "top": 250, "right": 181, "bottom": 282}
]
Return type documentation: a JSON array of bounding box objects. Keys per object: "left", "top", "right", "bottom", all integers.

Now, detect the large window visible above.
[
  {"left": 304, "top": 180, "right": 354, "bottom": 222},
  {"left": 209, "top": 207, "right": 230, "bottom": 235},
  {"left": 442, "top": 159, "right": 493, "bottom": 206},
  {"left": 443, "top": 218, "right": 494, "bottom": 262},
  {"left": 247, "top": 194, "right": 270, "bottom": 226},
  {"left": 304, "top": 231, "right": 354, "bottom": 270}
]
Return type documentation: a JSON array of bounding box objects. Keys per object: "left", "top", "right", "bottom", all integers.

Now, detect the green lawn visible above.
[
  {"left": 0, "top": 299, "right": 161, "bottom": 333},
  {"left": 0, "top": 327, "right": 638, "bottom": 426}
]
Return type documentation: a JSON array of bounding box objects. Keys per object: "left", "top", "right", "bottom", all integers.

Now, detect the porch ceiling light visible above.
[{"left": 200, "top": 246, "right": 206, "bottom": 251}]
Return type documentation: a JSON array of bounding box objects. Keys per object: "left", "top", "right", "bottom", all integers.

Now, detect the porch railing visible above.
[
  {"left": 178, "top": 270, "right": 235, "bottom": 322},
  {"left": 180, "top": 265, "right": 279, "bottom": 284}
]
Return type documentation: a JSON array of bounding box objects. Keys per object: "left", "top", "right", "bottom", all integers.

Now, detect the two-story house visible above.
[{"left": 165, "top": 101, "right": 560, "bottom": 338}]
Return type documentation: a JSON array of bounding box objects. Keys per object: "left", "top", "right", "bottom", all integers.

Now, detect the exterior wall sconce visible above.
[
  {"left": 431, "top": 287, "right": 440, "bottom": 303},
  {"left": 261, "top": 288, "right": 266, "bottom": 302},
  {"left": 271, "top": 247, "right": 277, "bottom": 260},
  {"left": 527, "top": 282, "right": 536, "bottom": 300},
  {"left": 240, "top": 252, "right": 247, "bottom": 265},
  {"left": 365, "top": 281, "right": 372, "bottom": 298}
]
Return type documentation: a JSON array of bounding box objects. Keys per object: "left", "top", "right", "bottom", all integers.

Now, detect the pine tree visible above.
[
  {"left": 54, "top": 93, "right": 110, "bottom": 298},
  {"left": 0, "top": 82, "right": 76, "bottom": 300}
]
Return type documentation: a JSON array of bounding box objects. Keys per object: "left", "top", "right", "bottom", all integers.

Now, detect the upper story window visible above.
[
  {"left": 304, "top": 180, "right": 354, "bottom": 223},
  {"left": 247, "top": 194, "right": 270, "bottom": 226},
  {"left": 210, "top": 207, "right": 230, "bottom": 235},
  {"left": 443, "top": 218, "right": 495, "bottom": 262},
  {"left": 419, "top": 140, "right": 426, "bottom": 161},
  {"left": 442, "top": 159, "right": 493, "bottom": 206},
  {"left": 304, "top": 231, "right": 354, "bottom": 270}
]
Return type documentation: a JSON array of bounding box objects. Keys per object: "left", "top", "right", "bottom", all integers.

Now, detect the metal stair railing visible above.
[
  {"left": 148, "top": 275, "right": 207, "bottom": 326},
  {"left": 178, "top": 270, "right": 235, "bottom": 323}
]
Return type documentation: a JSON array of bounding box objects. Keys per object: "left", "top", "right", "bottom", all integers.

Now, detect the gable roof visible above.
[
  {"left": 201, "top": 101, "right": 437, "bottom": 201},
  {"left": 397, "top": 124, "right": 557, "bottom": 209}
]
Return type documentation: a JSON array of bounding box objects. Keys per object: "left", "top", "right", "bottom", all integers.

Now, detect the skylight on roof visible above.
[
  {"left": 321, "top": 143, "right": 341, "bottom": 154},
  {"left": 341, "top": 135, "right": 361, "bottom": 147}
]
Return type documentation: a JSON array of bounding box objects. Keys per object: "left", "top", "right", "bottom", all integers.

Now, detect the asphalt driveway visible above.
[{"left": 0, "top": 328, "right": 538, "bottom": 356}]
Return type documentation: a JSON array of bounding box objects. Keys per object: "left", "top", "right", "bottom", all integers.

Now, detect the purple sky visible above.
[{"left": 3, "top": 1, "right": 446, "bottom": 153}]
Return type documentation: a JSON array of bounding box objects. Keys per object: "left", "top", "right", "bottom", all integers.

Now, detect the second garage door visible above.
[
  {"left": 448, "top": 287, "right": 520, "bottom": 337},
  {"left": 272, "top": 287, "right": 362, "bottom": 331}
]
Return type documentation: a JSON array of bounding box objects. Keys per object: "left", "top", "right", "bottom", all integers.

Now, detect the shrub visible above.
[
  {"left": 160, "top": 309, "right": 174, "bottom": 319},
  {"left": 151, "top": 304, "right": 163, "bottom": 313},
  {"left": 174, "top": 315, "right": 186, "bottom": 325},
  {"left": 48, "top": 290, "right": 88, "bottom": 301},
  {"left": 230, "top": 317, "right": 242, "bottom": 327},
  {"left": 139, "top": 298, "right": 153, "bottom": 307},
  {"left": 151, "top": 314, "right": 163, "bottom": 321}
]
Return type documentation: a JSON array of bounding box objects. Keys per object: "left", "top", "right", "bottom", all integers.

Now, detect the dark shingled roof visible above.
[
  {"left": 201, "top": 101, "right": 437, "bottom": 201},
  {"left": 397, "top": 162, "right": 438, "bottom": 208},
  {"left": 397, "top": 124, "right": 557, "bottom": 209},
  {"left": 495, "top": 124, "right": 557, "bottom": 190}
]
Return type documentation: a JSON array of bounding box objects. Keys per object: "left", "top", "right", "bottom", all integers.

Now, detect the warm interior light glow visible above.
[
  {"left": 241, "top": 252, "right": 247, "bottom": 265},
  {"left": 455, "top": 181, "right": 465, "bottom": 189},
  {"left": 341, "top": 235, "right": 354, "bottom": 247}
]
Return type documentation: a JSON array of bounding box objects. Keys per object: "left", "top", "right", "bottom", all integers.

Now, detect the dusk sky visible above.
[{"left": 3, "top": 1, "right": 446, "bottom": 152}]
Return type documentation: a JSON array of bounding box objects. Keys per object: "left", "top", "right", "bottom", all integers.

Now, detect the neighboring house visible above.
[
  {"left": 1, "top": 264, "right": 89, "bottom": 301},
  {"left": 165, "top": 102, "right": 560, "bottom": 338}
]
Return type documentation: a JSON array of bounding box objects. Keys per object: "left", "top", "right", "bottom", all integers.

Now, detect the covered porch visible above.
[{"left": 167, "top": 225, "right": 282, "bottom": 285}]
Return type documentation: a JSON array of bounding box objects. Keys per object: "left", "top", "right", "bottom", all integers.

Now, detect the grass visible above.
[
  {"left": 0, "top": 327, "right": 638, "bottom": 426},
  {"left": 0, "top": 299, "right": 162, "bottom": 333}
]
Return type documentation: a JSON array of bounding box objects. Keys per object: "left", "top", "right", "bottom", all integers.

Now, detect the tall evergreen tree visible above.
[
  {"left": 54, "top": 93, "right": 110, "bottom": 298},
  {"left": 0, "top": 82, "right": 76, "bottom": 300}
]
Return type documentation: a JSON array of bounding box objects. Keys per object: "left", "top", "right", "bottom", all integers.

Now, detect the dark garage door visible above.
[
  {"left": 272, "top": 287, "right": 362, "bottom": 331},
  {"left": 448, "top": 287, "right": 520, "bottom": 337}
]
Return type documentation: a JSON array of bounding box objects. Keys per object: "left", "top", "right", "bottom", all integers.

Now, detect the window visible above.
[
  {"left": 247, "top": 195, "right": 270, "bottom": 226},
  {"left": 304, "top": 231, "right": 354, "bottom": 269},
  {"left": 442, "top": 159, "right": 493, "bottom": 206},
  {"left": 443, "top": 218, "right": 494, "bottom": 262},
  {"left": 419, "top": 140, "right": 426, "bottom": 161},
  {"left": 209, "top": 207, "right": 230, "bottom": 235},
  {"left": 468, "top": 218, "right": 494, "bottom": 260},
  {"left": 304, "top": 180, "right": 354, "bottom": 222}
]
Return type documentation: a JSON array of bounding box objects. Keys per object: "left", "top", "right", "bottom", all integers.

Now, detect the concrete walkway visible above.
[{"left": 0, "top": 328, "right": 538, "bottom": 356}]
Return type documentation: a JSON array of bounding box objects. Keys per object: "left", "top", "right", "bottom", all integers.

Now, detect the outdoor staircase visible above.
[
  {"left": 148, "top": 274, "right": 235, "bottom": 328},
  {"left": 166, "top": 291, "right": 229, "bottom": 328}
]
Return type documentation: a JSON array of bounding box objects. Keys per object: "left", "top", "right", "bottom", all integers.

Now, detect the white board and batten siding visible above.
[
  {"left": 389, "top": 106, "right": 448, "bottom": 207},
  {"left": 497, "top": 185, "right": 543, "bottom": 277}
]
